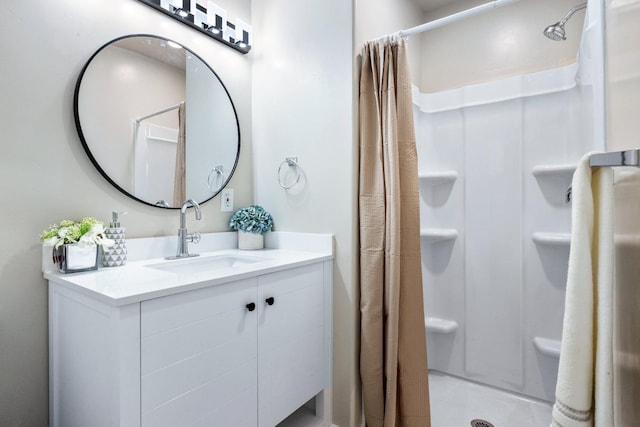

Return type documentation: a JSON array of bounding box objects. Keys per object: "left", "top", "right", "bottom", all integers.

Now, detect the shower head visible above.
[
  {"left": 543, "top": 2, "right": 587, "bottom": 41},
  {"left": 543, "top": 22, "right": 566, "bottom": 41}
]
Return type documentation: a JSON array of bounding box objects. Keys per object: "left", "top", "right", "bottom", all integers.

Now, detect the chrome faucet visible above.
[{"left": 166, "top": 199, "right": 202, "bottom": 259}]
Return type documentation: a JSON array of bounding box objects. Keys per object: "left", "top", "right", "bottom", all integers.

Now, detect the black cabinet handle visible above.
[
  {"left": 266, "top": 297, "right": 275, "bottom": 306},
  {"left": 246, "top": 302, "right": 256, "bottom": 312}
]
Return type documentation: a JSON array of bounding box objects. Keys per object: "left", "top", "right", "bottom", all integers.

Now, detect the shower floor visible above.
[{"left": 428, "top": 371, "right": 552, "bottom": 427}]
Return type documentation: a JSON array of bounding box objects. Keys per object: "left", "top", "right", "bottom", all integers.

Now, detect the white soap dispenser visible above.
[{"left": 103, "top": 211, "right": 127, "bottom": 267}]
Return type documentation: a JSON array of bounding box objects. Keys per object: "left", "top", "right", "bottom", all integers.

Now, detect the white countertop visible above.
[{"left": 44, "top": 232, "right": 333, "bottom": 306}]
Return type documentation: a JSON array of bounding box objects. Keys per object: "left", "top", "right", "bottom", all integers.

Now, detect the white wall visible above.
[
  {"left": 0, "top": 1, "right": 251, "bottom": 424},
  {"left": 251, "top": 1, "right": 356, "bottom": 426},
  {"left": 419, "top": 0, "right": 585, "bottom": 92}
]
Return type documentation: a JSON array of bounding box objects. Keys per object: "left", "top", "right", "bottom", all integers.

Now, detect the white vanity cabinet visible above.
[
  {"left": 257, "top": 265, "right": 326, "bottom": 426},
  {"left": 140, "top": 277, "right": 259, "bottom": 427},
  {"left": 48, "top": 255, "right": 332, "bottom": 427}
]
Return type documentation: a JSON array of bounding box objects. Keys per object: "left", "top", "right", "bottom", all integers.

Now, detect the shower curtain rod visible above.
[
  {"left": 380, "top": 0, "right": 521, "bottom": 39},
  {"left": 135, "top": 102, "right": 182, "bottom": 123},
  {"left": 590, "top": 149, "right": 640, "bottom": 167}
]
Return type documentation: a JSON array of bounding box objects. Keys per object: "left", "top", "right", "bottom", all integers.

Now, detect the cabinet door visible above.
[
  {"left": 140, "top": 278, "right": 258, "bottom": 427},
  {"left": 257, "top": 263, "right": 325, "bottom": 426}
]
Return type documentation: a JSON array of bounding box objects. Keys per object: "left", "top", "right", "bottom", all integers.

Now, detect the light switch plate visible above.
[{"left": 220, "top": 189, "right": 234, "bottom": 212}]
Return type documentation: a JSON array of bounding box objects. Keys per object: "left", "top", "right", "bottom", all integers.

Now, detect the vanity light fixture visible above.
[
  {"left": 206, "top": 24, "right": 222, "bottom": 35},
  {"left": 174, "top": 7, "right": 189, "bottom": 18},
  {"left": 234, "top": 40, "right": 249, "bottom": 54},
  {"left": 234, "top": 18, "right": 252, "bottom": 52},
  {"left": 136, "top": 0, "right": 252, "bottom": 54}
]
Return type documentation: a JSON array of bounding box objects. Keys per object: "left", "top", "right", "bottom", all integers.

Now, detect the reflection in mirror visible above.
[{"left": 74, "top": 34, "right": 240, "bottom": 208}]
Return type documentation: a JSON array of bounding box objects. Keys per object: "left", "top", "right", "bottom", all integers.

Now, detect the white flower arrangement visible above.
[{"left": 40, "top": 217, "right": 115, "bottom": 250}]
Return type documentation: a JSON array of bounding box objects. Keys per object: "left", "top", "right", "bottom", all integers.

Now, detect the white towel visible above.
[{"left": 552, "top": 153, "right": 614, "bottom": 427}]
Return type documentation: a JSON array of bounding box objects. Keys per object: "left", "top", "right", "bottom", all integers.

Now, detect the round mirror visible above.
[{"left": 74, "top": 34, "right": 240, "bottom": 208}]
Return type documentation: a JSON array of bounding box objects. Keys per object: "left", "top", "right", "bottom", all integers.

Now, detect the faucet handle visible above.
[{"left": 188, "top": 232, "right": 201, "bottom": 244}]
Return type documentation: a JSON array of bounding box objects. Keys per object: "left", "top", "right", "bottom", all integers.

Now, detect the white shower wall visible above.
[{"left": 414, "top": 63, "right": 599, "bottom": 402}]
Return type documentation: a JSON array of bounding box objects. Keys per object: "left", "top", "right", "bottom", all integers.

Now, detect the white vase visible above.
[{"left": 238, "top": 230, "right": 264, "bottom": 250}]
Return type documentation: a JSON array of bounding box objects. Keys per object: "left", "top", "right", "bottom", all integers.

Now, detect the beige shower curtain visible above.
[
  {"left": 173, "top": 102, "right": 186, "bottom": 207},
  {"left": 359, "top": 36, "right": 430, "bottom": 427}
]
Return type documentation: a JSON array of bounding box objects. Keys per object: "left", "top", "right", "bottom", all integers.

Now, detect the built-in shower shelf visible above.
[
  {"left": 425, "top": 317, "right": 459, "bottom": 334},
  {"left": 532, "top": 232, "right": 571, "bottom": 246},
  {"left": 532, "top": 164, "right": 576, "bottom": 177},
  {"left": 533, "top": 337, "right": 561, "bottom": 358},
  {"left": 420, "top": 228, "right": 458, "bottom": 242},
  {"left": 278, "top": 406, "right": 325, "bottom": 427},
  {"left": 418, "top": 171, "right": 458, "bottom": 186}
]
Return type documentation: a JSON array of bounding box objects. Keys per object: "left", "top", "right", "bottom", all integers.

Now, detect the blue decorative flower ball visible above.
[{"left": 229, "top": 205, "right": 274, "bottom": 235}]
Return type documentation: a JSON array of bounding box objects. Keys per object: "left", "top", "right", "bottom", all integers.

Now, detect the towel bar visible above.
[{"left": 590, "top": 149, "right": 640, "bottom": 167}]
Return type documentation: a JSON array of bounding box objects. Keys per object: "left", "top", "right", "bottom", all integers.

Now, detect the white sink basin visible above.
[{"left": 146, "top": 254, "right": 270, "bottom": 275}]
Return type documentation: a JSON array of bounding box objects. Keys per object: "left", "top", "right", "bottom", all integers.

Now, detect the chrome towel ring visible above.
[
  {"left": 207, "top": 165, "right": 226, "bottom": 191},
  {"left": 278, "top": 157, "right": 301, "bottom": 189}
]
